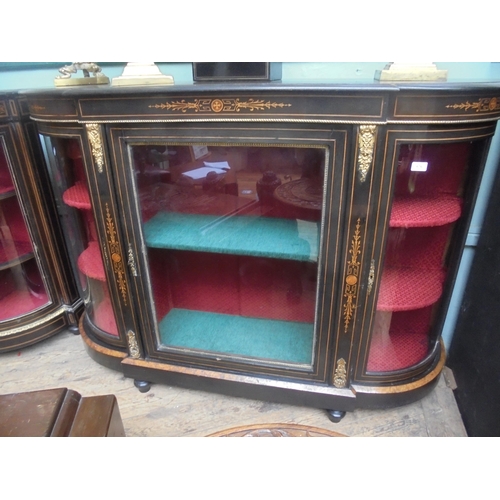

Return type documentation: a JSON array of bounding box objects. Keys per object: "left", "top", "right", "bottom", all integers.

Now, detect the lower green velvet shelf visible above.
[
  {"left": 144, "top": 212, "right": 315, "bottom": 262},
  {"left": 158, "top": 308, "right": 314, "bottom": 364}
]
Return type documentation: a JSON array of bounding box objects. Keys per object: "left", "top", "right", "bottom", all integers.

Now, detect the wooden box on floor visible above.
[{"left": 0, "top": 388, "right": 125, "bottom": 437}]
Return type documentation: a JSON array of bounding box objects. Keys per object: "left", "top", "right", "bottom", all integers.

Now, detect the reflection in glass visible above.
[
  {"left": 133, "top": 144, "right": 325, "bottom": 366},
  {"left": 367, "top": 142, "right": 471, "bottom": 372},
  {"left": 0, "top": 140, "right": 50, "bottom": 321}
]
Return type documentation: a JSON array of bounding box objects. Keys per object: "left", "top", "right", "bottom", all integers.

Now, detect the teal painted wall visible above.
[
  {"left": 1, "top": 61, "right": 499, "bottom": 351},
  {"left": 1, "top": 62, "right": 500, "bottom": 90}
]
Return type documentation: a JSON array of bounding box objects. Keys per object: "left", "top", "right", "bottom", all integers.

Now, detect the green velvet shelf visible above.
[
  {"left": 144, "top": 211, "right": 316, "bottom": 262},
  {"left": 158, "top": 308, "right": 314, "bottom": 365}
]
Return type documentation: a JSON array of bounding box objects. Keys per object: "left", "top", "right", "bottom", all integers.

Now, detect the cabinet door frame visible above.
[
  {"left": 36, "top": 122, "right": 134, "bottom": 352},
  {"left": 107, "top": 121, "right": 352, "bottom": 383},
  {"left": 351, "top": 122, "right": 497, "bottom": 384}
]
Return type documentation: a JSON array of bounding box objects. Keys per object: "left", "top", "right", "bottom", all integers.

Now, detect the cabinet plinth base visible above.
[
  {"left": 0, "top": 303, "right": 83, "bottom": 353},
  {"left": 78, "top": 299, "right": 445, "bottom": 418}
]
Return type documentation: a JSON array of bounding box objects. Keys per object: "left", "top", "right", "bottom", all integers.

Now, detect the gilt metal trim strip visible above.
[
  {"left": 31, "top": 115, "right": 500, "bottom": 125},
  {"left": 0, "top": 307, "right": 65, "bottom": 336}
]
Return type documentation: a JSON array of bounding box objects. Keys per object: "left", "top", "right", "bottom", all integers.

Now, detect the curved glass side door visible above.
[
  {"left": 38, "top": 134, "right": 119, "bottom": 337},
  {"left": 0, "top": 137, "right": 50, "bottom": 321},
  {"left": 366, "top": 137, "right": 487, "bottom": 373}
]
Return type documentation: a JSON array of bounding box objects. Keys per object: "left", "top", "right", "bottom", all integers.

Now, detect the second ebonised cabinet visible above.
[{"left": 0, "top": 92, "right": 82, "bottom": 352}]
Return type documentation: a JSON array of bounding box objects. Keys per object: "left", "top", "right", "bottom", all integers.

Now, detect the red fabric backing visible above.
[
  {"left": 0, "top": 185, "right": 14, "bottom": 196},
  {"left": 367, "top": 307, "right": 432, "bottom": 372},
  {"left": 395, "top": 143, "right": 470, "bottom": 197},
  {"left": 368, "top": 141, "right": 469, "bottom": 372},
  {"left": 1, "top": 196, "right": 33, "bottom": 265},
  {"left": 390, "top": 196, "right": 462, "bottom": 228},
  {"left": 62, "top": 181, "right": 91, "bottom": 210},
  {"left": 377, "top": 267, "right": 446, "bottom": 311},
  {"left": 93, "top": 293, "right": 119, "bottom": 337},
  {"left": 1, "top": 196, "right": 31, "bottom": 243},
  {"left": 0, "top": 289, "right": 49, "bottom": 320},
  {"left": 77, "top": 241, "right": 106, "bottom": 281},
  {"left": 0, "top": 144, "right": 14, "bottom": 193},
  {"left": 148, "top": 249, "right": 317, "bottom": 324},
  {"left": 377, "top": 225, "right": 450, "bottom": 311},
  {"left": 0, "top": 240, "right": 33, "bottom": 265}
]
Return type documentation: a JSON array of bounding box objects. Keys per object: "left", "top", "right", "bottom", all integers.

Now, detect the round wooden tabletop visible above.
[{"left": 208, "top": 423, "right": 346, "bottom": 437}]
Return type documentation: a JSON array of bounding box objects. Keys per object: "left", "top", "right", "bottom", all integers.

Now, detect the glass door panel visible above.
[
  {"left": 39, "top": 135, "right": 119, "bottom": 337},
  {"left": 0, "top": 139, "right": 50, "bottom": 321},
  {"left": 133, "top": 144, "right": 325, "bottom": 367},
  {"left": 367, "top": 141, "right": 472, "bottom": 372}
]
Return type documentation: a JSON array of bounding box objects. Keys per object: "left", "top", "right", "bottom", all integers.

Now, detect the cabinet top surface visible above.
[
  {"left": 21, "top": 81, "right": 500, "bottom": 124},
  {"left": 20, "top": 80, "right": 500, "bottom": 96}
]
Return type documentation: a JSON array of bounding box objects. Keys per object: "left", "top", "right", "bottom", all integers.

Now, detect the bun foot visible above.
[
  {"left": 68, "top": 325, "right": 80, "bottom": 335},
  {"left": 134, "top": 380, "right": 151, "bottom": 393},
  {"left": 326, "top": 409, "right": 346, "bottom": 423}
]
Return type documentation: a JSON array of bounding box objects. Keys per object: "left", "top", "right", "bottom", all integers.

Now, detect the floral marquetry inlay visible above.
[
  {"left": 446, "top": 97, "right": 500, "bottom": 113},
  {"left": 105, "top": 204, "right": 128, "bottom": 305},
  {"left": 149, "top": 98, "right": 292, "bottom": 114},
  {"left": 343, "top": 218, "right": 362, "bottom": 332}
]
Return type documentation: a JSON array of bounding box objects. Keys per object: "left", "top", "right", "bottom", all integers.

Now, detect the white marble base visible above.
[
  {"left": 375, "top": 63, "right": 448, "bottom": 82},
  {"left": 112, "top": 62, "right": 174, "bottom": 86}
]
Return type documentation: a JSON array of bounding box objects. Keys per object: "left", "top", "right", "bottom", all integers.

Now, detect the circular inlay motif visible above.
[
  {"left": 112, "top": 253, "right": 122, "bottom": 263},
  {"left": 346, "top": 275, "right": 358, "bottom": 285},
  {"left": 489, "top": 97, "right": 497, "bottom": 111},
  {"left": 210, "top": 99, "right": 224, "bottom": 113}
]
